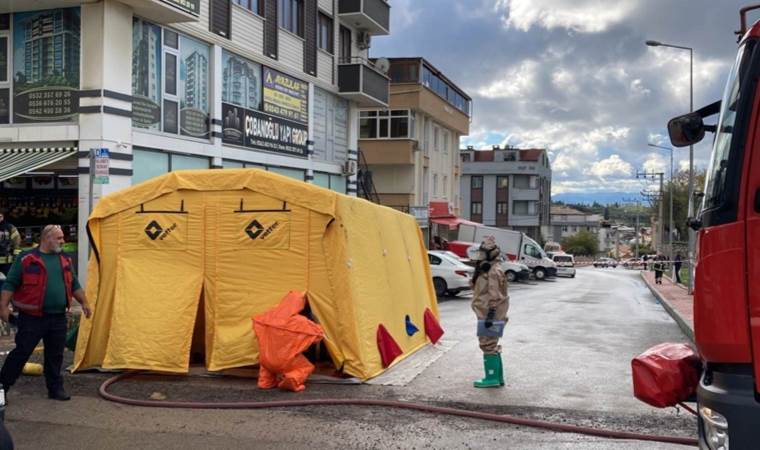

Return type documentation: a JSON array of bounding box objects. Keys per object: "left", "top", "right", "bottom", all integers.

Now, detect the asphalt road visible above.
[{"left": 2, "top": 267, "right": 696, "bottom": 449}]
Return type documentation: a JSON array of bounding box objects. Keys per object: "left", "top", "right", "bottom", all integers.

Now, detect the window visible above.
[
  {"left": 317, "top": 13, "right": 333, "bottom": 53},
  {"left": 530, "top": 175, "right": 539, "bottom": 189},
  {"left": 513, "top": 201, "right": 528, "bottom": 215},
  {"left": 471, "top": 176, "right": 483, "bottom": 189},
  {"left": 433, "top": 174, "right": 438, "bottom": 196},
  {"left": 443, "top": 175, "right": 448, "bottom": 198},
  {"left": 524, "top": 244, "right": 542, "bottom": 258},
  {"left": 505, "top": 151, "right": 517, "bottom": 161},
  {"left": 133, "top": 150, "right": 209, "bottom": 184},
  {"left": 443, "top": 131, "right": 449, "bottom": 154},
  {"left": 471, "top": 202, "right": 483, "bottom": 214},
  {"left": 496, "top": 202, "right": 507, "bottom": 214},
  {"left": 561, "top": 226, "right": 568, "bottom": 232},
  {"left": 497, "top": 176, "right": 508, "bottom": 189},
  {"left": 268, "top": 166, "right": 305, "bottom": 180},
  {"left": 172, "top": 154, "right": 210, "bottom": 170},
  {"left": 514, "top": 175, "right": 532, "bottom": 189},
  {"left": 279, "top": 0, "right": 303, "bottom": 37},
  {"left": 428, "top": 254, "right": 442, "bottom": 265},
  {"left": 421, "top": 64, "right": 470, "bottom": 116},
  {"left": 461, "top": 153, "right": 471, "bottom": 162},
  {"left": 339, "top": 26, "right": 351, "bottom": 62},
  {"left": 433, "top": 125, "right": 439, "bottom": 150},
  {"left": 235, "top": 0, "right": 263, "bottom": 15},
  {"left": 388, "top": 61, "right": 419, "bottom": 83},
  {"left": 359, "top": 110, "right": 414, "bottom": 138}
]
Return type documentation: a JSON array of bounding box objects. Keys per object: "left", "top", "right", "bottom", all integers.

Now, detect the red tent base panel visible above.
[{"left": 377, "top": 324, "right": 403, "bottom": 368}]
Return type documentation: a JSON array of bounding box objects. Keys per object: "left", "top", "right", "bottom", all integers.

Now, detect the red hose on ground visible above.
[{"left": 99, "top": 372, "right": 698, "bottom": 447}]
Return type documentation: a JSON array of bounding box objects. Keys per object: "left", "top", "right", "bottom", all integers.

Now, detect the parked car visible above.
[
  {"left": 593, "top": 257, "right": 618, "bottom": 268},
  {"left": 622, "top": 258, "right": 645, "bottom": 269},
  {"left": 502, "top": 260, "right": 532, "bottom": 283},
  {"left": 428, "top": 251, "right": 474, "bottom": 297},
  {"left": 551, "top": 253, "right": 576, "bottom": 278}
]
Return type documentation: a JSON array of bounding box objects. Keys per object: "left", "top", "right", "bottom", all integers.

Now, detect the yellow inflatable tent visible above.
[{"left": 73, "top": 169, "right": 440, "bottom": 380}]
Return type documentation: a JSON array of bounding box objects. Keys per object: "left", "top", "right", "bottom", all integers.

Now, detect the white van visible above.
[{"left": 552, "top": 253, "right": 576, "bottom": 278}]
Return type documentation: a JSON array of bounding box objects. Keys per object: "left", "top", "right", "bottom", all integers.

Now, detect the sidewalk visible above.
[{"left": 640, "top": 271, "right": 694, "bottom": 341}]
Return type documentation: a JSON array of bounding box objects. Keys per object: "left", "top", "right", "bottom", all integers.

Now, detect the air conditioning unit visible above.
[
  {"left": 357, "top": 32, "right": 372, "bottom": 50},
  {"left": 343, "top": 160, "right": 358, "bottom": 176}
]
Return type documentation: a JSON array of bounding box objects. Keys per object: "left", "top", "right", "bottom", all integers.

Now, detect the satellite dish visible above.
[{"left": 375, "top": 58, "right": 390, "bottom": 74}]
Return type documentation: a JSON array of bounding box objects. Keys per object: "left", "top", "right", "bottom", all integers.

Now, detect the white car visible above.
[
  {"left": 501, "top": 261, "right": 532, "bottom": 282},
  {"left": 428, "top": 251, "right": 474, "bottom": 297},
  {"left": 551, "top": 253, "right": 576, "bottom": 278}
]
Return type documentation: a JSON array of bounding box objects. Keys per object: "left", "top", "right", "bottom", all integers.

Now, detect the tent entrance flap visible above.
[{"left": 190, "top": 287, "right": 206, "bottom": 366}]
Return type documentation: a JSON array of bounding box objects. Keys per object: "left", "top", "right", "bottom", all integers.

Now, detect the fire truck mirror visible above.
[{"left": 668, "top": 112, "right": 705, "bottom": 147}]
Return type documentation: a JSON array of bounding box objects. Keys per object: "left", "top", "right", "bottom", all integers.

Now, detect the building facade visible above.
[
  {"left": 358, "top": 57, "right": 471, "bottom": 231},
  {"left": 460, "top": 146, "right": 551, "bottom": 241},
  {"left": 0, "top": 0, "right": 391, "bottom": 278},
  {"left": 549, "top": 205, "right": 602, "bottom": 242}
]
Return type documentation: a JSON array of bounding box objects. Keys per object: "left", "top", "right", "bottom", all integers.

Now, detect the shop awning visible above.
[
  {"left": 0, "top": 147, "right": 78, "bottom": 183},
  {"left": 430, "top": 216, "right": 480, "bottom": 230}
]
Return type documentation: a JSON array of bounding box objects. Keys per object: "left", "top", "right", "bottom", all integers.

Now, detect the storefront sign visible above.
[
  {"left": 263, "top": 67, "right": 308, "bottom": 125},
  {"left": 13, "top": 9, "right": 81, "bottom": 123},
  {"left": 222, "top": 103, "right": 308, "bottom": 157},
  {"left": 93, "top": 148, "right": 110, "bottom": 185},
  {"left": 133, "top": 96, "right": 161, "bottom": 128},
  {"left": 160, "top": 0, "right": 200, "bottom": 16}
]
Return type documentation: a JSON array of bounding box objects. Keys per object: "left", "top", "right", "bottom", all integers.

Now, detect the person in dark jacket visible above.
[
  {"left": 0, "top": 212, "right": 20, "bottom": 277},
  {"left": 674, "top": 253, "right": 683, "bottom": 284},
  {"left": 0, "top": 225, "right": 92, "bottom": 401},
  {"left": 653, "top": 254, "right": 665, "bottom": 285}
]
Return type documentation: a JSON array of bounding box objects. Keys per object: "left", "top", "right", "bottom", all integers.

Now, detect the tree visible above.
[
  {"left": 649, "top": 169, "right": 707, "bottom": 242},
  {"left": 560, "top": 230, "right": 599, "bottom": 256}
]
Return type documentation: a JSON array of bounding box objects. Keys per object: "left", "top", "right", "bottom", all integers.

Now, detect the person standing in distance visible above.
[
  {"left": 468, "top": 236, "right": 508, "bottom": 388},
  {"left": 0, "top": 225, "right": 92, "bottom": 400},
  {"left": 0, "top": 211, "right": 21, "bottom": 277}
]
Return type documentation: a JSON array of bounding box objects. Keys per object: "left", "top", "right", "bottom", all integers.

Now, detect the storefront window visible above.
[
  {"left": 268, "top": 166, "right": 305, "bottom": 181},
  {"left": 329, "top": 174, "right": 346, "bottom": 194},
  {"left": 313, "top": 172, "right": 330, "bottom": 188},
  {"left": 172, "top": 154, "right": 209, "bottom": 170},
  {"left": 223, "top": 160, "right": 245, "bottom": 168},
  {"left": 133, "top": 149, "right": 169, "bottom": 184}
]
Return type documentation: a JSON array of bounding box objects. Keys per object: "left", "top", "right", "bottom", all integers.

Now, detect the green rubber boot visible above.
[
  {"left": 473, "top": 354, "right": 502, "bottom": 388},
  {"left": 496, "top": 354, "right": 504, "bottom": 386}
]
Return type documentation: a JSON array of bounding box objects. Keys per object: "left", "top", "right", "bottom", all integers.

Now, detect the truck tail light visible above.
[{"left": 455, "top": 270, "right": 471, "bottom": 277}]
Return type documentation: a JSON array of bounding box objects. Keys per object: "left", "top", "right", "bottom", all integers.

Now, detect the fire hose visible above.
[{"left": 99, "top": 372, "right": 698, "bottom": 447}]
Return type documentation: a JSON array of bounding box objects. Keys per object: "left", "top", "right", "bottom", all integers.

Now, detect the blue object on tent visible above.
[{"left": 405, "top": 315, "right": 419, "bottom": 336}]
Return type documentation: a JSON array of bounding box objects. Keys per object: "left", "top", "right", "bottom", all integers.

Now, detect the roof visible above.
[
  {"left": 518, "top": 149, "right": 545, "bottom": 162},
  {"left": 550, "top": 206, "right": 588, "bottom": 215}
]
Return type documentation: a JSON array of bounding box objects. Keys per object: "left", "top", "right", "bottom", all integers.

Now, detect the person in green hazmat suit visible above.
[{"left": 468, "top": 236, "right": 508, "bottom": 388}]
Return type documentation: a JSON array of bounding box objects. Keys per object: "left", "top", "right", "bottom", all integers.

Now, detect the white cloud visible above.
[
  {"left": 553, "top": 178, "right": 646, "bottom": 194},
  {"left": 586, "top": 154, "right": 634, "bottom": 179},
  {"left": 499, "top": 0, "right": 638, "bottom": 33},
  {"left": 642, "top": 152, "right": 668, "bottom": 174},
  {"left": 476, "top": 60, "right": 538, "bottom": 99}
]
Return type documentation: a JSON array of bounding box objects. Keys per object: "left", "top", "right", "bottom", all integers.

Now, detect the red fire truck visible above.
[{"left": 661, "top": 5, "right": 760, "bottom": 448}]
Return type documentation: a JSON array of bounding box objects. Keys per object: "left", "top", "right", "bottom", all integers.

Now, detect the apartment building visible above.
[
  {"left": 0, "top": 0, "right": 390, "bottom": 276},
  {"left": 460, "top": 146, "right": 551, "bottom": 241},
  {"left": 358, "top": 57, "right": 471, "bottom": 224}
]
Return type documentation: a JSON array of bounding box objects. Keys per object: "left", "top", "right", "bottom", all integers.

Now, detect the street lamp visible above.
[
  {"left": 648, "top": 143, "right": 674, "bottom": 262},
  {"left": 646, "top": 39, "right": 694, "bottom": 293}
]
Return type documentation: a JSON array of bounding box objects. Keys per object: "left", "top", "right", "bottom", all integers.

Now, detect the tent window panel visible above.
[{"left": 133, "top": 149, "right": 169, "bottom": 184}]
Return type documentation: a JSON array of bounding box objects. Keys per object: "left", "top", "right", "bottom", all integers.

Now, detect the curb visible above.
[{"left": 640, "top": 272, "right": 694, "bottom": 342}]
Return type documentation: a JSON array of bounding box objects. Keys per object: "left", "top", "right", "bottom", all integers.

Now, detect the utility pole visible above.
[
  {"left": 637, "top": 170, "right": 665, "bottom": 254},
  {"left": 623, "top": 198, "right": 642, "bottom": 258}
]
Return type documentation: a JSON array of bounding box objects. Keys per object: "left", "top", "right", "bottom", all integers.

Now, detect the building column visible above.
[
  {"left": 210, "top": 44, "right": 223, "bottom": 168},
  {"left": 77, "top": 0, "right": 134, "bottom": 281},
  {"left": 346, "top": 102, "right": 359, "bottom": 196}
]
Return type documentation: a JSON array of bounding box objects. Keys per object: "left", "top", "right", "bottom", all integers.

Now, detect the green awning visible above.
[{"left": 0, "top": 147, "right": 77, "bottom": 183}]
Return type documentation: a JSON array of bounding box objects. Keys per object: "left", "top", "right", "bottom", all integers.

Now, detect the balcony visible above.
[
  {"left": 338, "top": 0, "right": 390, "bottom": 35},
  {"left": 338, "top": 58, "right": 389, "bottom": 107}
]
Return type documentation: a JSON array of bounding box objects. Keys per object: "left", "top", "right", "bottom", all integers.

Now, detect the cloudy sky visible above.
[{"left": 371, "top": 0, "right": 753, "bottom": 196}]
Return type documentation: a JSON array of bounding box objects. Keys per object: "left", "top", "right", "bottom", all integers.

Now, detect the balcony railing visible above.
[
  {"left": 338, "top": 57, "right": 389, "bottom": 107},
  {"left": 338, "top": 0, "right": 390, "bottom": 35}
]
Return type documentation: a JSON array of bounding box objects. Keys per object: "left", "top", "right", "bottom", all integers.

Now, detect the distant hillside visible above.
[{"left": 552, "top": 192, "right": 641, "bottom": 205}]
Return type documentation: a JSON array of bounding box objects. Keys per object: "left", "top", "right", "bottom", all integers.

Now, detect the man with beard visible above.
[{"left": 0, "top": 225, "right": 91, "bottom": 401}]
